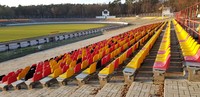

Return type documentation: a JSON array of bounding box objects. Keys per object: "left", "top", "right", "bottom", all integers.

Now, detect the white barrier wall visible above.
[
  {"left": 38, "top": 39, "right": 46, "bottom": 44},
  {"left": 64, "top": 35, "right": 69, "bottom": 39},
  {"left": 9, "top": 43, "right": 19, "bottom": 50},
  {"left": 86, "top": 31, "right": 89, "bottom": 35},
  {"left": 30, "top": 40, "right": 38, "bottom": 46},
  {"left": 69, "top": 34, "right": 74, "bottom": 38},
  {"left": 74, "top": 33, "right": 78, "bottom": 37},
  {"left": 20, "top": 41, "right": 29, "bottom": 48},
  {"left": 55, "top": 36, "right": 60, "bottom": 41},
  {"left": 78, "top": 32, "right": 82, "bottom": 36},
  {"left": 46, "top": 38, "right": 49, "bottom": 43},
  {"left": 0, "top": 45, "right": 8, "bottom": 52},
  {"left": 59, "top": 35, "right": 65, "bottom": 40}
]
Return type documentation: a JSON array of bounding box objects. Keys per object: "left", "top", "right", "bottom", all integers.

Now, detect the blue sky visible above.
[{"left": 0, "top": 0, "right": 126, "bottom": 7}]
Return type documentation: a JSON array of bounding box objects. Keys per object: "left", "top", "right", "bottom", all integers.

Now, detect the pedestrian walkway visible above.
[{"left": 164, "top": 79, "right": 200, "bottom": 97}]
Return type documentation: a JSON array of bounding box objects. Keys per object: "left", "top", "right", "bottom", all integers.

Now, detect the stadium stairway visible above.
[
  {"left": 133, "top": 26, "right": 164, "bottom": 82},
  {"left": 165, "top": 22, "right": 184, "bottom": 78}
]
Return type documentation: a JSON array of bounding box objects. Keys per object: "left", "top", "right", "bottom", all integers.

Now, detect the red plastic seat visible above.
[
  {"left": 74, "top": 63, "right": 81, "bottom": 73},
  {"left": 2, "top": 72, "right": 15, "bottom": 83},
  {"left": 114, "top": 58, "right": 119, "bottom": 69},
  {"left": 126, "top": 48, "right": 133, "bottom": 58},
  {"left": 2, "top": 76, "right": 8, "bottom": 83},
  {"left": 153, "top": 55, "right": 170, "bottom": 70},
  {"left": 16, "top": 69, "right": 23, "bottom": 75},
  {"left": 6, "top": 75, "right": 17, "bottom": 84},
  {"left": 101, "top": 54, "right": 111, "bottom": 66},
  {"left": 101, "top": 56, "right": 107, "bottom": 66},
  {"left": 59, "top": 62, "right": 66, "bottom": 68},
  {"left": 88, "top": 57, "right": 93, "bottom": 65},
  {"left": 184, "top": 49, "right": 200, "bottom": 62},
  {"left": 32, "top": 71, "right": 43, "bottom": 82},
  {"left": 62, "top": 65, "right": 69, "bottom": 73},
  {"left": 43, "top": 67, "right": 51, "bottom": 77}
]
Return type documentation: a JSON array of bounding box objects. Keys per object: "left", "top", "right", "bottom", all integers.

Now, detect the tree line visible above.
[{"left": 0, "top": 0, "right": 199, "bottom": 19}]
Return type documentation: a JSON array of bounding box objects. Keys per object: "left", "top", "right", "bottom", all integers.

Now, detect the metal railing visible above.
[{"left": 175, "top": 2, "right": 200, "bottom": 43}]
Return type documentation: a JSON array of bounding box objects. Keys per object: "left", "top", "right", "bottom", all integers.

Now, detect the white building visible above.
[
  {"left": 162, "top": 7, "right": 173, "bottom": 17},
  {"left": 96, "top": 9, "right": 116, "bottom": 19}
]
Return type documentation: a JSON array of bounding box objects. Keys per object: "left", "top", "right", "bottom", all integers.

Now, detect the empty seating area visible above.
[
  {"left": 1, "top": 19, "right": 200, "bottom": 97},
  {"left": 0, "top": 21, "right": 163, "bottom": 91},
  {"left": 122, "top": 21, "right": 166, "bottom": 84},
  {"left": 173, "top": 19, "right": 200, "bottom": 81},
  {"left": 173, "top": 20, "right": 200, "bottom": 62}
]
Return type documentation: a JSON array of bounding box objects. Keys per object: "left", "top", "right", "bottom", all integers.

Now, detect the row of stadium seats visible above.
[
  {"left": 123, "top": 21, "right": 167, "bottom": 84},
  {"left": 153, "top": 21, "right": 171, "bottom": 71},
  {"left": 0, "top": 22, "right": 163, "bottom": 91},
  {"left": 96, "top": 24, "right": 163, "bottom": 86},
  {"left": 75, "top": 22, "right": 162, "bottom": 86},
  {"left": 173, "top": 20, "right": 200, "bottom": 62}
]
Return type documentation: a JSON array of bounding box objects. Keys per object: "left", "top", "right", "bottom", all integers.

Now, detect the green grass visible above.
[{"left": 0, "top": 24, "right": 107, "bottom": 42}]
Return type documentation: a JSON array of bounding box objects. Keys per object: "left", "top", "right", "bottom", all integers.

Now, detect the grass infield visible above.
[{"left": 0, "top": 23, "right": 107, "bottom": 42}]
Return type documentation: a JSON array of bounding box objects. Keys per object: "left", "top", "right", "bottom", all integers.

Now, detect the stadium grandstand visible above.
[{"left": 1, "top": 0, "right": 200, "bottom": 97}]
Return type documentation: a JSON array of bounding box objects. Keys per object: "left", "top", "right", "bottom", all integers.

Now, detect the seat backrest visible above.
[
  {"left": 50, "top": 59, "right": 57, "bottom": 68},
  {"left": 126, "top": 47, "right": 133, "bottom": 58},
  {"left": 88, "top": 62, "right": 97, "bottom": 74},
  {"left": 43, "top": 67, "right": 51, "bottom": 77},
  {"left": 25, "top": 65, "right": 36, "bottom": 81},
  {"left": 66, "top": 58, "right": 72, "bottom": 65},
  {"left": 93, "top": 54, "right": 99, "bottom": 62},
  {"left": 106, "top": 54, "right": 111, "bottom": 63},
  {"left": 51, "top": 64, "right": 59, "bottom": 73},
  {"left": 66, "top": 68, "right": 74, "bottom": 78},
  {"left": 108, "top": 63, "right": 114, "bottom": 74},
  {"left": 33, "top": 71, "right": 42, "bottom": 82},
  {"left": 81, "top": 60, "right": 89, "bottom": 69},
  {"left": 59, "top": 62, "right": 66, "bottom": 68},
  {"left": 52, "top": 68, "right": 62, "bottom": 78},
  {"left": 88, "top": 57, "right": 93, "bottom": 65},
  {"left": 7, "top": 75, "right": 17, "bottom": 84},
  {"left": 62, "top": 65, "right": 69, "bottom": 73},
  {"left": 74, "top": 63, "right": 81, "bottom": 73},
  {"left": 114, "top": 58, "right": 119, "bottom": 69},
  {"left": 70, "top": 60, "right": 77, "bottom": 68},
  {"left": 105, "top": 48, "right": 110, "bottom": 55},
  {"left": 101, "top": 56, "right": 107, "bottom": 66}
]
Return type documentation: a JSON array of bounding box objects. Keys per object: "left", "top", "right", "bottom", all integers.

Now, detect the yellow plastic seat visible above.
[
  {"left": 93, "top": 54, "right": 99, "bottom": 62},
  {"left": 83, "top": 62, "right": 97, "bottom": 74},
  {"left": 110, "top": 51, "right": 115, "bottom": 59},
  {"left": 119, "top": 53, "right": 126, "bottom": 65},
  {"left": 81, "top": 60, "right": 89, "bottom": 69},
  {"left": 50, "top": 59, "right": 57, "bottom": 68},
  {"left": 59, "top": 68, "right": 74, "bottom": 79},
  {"left": 49, "top": 68, "right": 62, "bottom": 78},
  {"left": 105, "top": 48, "right": 110, "bottom": 55},
  {"left": 17, "top": 66, "right": 30, "bottom": 80},
  {"left": 69, "top": 60, "right": 77, "bottom": 68},
  {"left": 123, "top": 43, "right": 129, "bottom": 50},
  {"left": 126, "top": 56, "right": 142, "bottom": 69},
  {"left": 51, "top": 64, "right": 59, "bottom": 73},
  {"left": 98, "top": 52, "right": 103, "bottom": 59},
  {"left": 99, "top": 63, "right": 114, "bottom": 75},
  {"left": 66, "top": 58, "right": 72, "bottom": 65}
]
